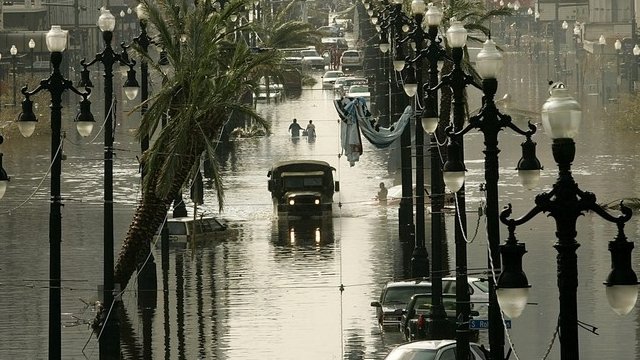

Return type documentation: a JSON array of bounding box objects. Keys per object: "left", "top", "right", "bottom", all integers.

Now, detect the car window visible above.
[
  {"left": 167, "top": 222, "right": 187, "bottom": 235},
  {"left": 301, "top": 50, "right": 318, "bottom": 57},
  {"left": 348, "top": 85, "right": 368, "bottom": 93},
  {"left": 383, "top": 285, "right": 432, "bottom": 304},
  {"left": 471, "top": 345, "right": 488, "bottom": 360},
  {"left": 440, "top": 348, "right": 456, "bottom": 360},
  {"left": 472, "top": 280, "right": 489, "bottom": 293}
]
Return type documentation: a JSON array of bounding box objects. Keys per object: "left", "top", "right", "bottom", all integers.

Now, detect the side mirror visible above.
[
  {"left": 370, "top": 301, "right": 381, "bottom": 307},
  {"left": 334, "top": 181, "right": 340, "bottom": 192}
]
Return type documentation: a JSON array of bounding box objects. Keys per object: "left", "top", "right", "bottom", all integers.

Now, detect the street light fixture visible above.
[
  {"left": 497, "top": 83, "right": 638, "bottom": 360},
  {"left": 79, "top": 8, "right": 139, "bottom": 358},
  {"left": 16, "top": 25, "right": 94, "bottom": 360},
  {"left": 10, "top": 45, "right": 17, "bottom": 106}
]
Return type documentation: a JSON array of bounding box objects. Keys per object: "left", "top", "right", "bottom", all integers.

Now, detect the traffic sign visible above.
[{"left": 469, "top": 319, "right": 512, "bottom": 330}]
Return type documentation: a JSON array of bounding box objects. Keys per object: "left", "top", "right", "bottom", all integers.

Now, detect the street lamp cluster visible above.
[
  {"left": 497, "top": 82, "right": 637, "bottom": 360},
  {"left": 364, "top": 0, "right": 637, "bottom": 359},
  {"left": 13, "top": 8, "right": 141, "bottom": 357}
]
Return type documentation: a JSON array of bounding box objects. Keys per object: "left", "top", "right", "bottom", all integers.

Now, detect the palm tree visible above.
[{"left": 108, "top": 0, "right": 282, "bottom": 311}]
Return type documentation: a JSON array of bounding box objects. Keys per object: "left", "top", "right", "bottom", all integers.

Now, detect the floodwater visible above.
[{"left": 0, "top": 51, "right": 639, "bottom": 360}]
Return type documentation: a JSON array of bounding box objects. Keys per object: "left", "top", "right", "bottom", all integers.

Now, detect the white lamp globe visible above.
[
  {"left": 446, "top": 19, "right": 467, "bottom": 48},
  {"left": 476, "top": 38, "right": 503, "bottom": 79},
  {"left": 541, "top": 83, "right": 582, "bottom": 139},
  {"left": 98, "top": 9, "right": 116, "bottom": 32},
  {"left": 421, "top": 116, "right": 438, "bottom": 133},
  {"left": 411, "top": 0, "right": 426, "bottom": 15},
  {"left": 606, "top": 285, "right": 638, "bottom": 316},
  {"left": 379, "top": 42, "right": 390, "bottom": 53},
  {"left": 425, "top": 3, "right": 443, "bottom": 26},
  {"left": 46, "top": 26, "right": 68, "bottom": 52}
]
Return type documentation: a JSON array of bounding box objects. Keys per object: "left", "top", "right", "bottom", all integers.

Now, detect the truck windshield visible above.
[{"left": 283, "top": 176, "right": 323, "bottom": 188}]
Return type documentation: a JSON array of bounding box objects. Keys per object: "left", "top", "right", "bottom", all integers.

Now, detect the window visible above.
[
  {"left": 167, "top": 222, "right": 187, "bottom": 235},
  {"left": 440, "top": 348, "right": 456, "bottom": 360},
  {"left": 383, "top": 285, "right": 432, "bottom": 304}
]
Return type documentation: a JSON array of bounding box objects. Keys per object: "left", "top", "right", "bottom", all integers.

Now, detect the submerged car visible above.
[
  {"left": 340, "top": 49, "right": 363, "bottom": 72},
  {"left": 321, "top": 70, "right": 345, "bottom": 89},
  {"left": 383, "top": 340, "right": 488, "bottom": 360},
  {"left": 300, "top": 48, "right": 327, "bottom": 70},
  {"left": 153, "top": 216, "right": 228, "bottom": 247},
  {"left": 371, "top": 277, "right": 489, "bottom": 329},
  {"left": 345, "top": 84, "right": 370, "bottom": 103},
  {"left": 399, "top": 293, "right": 480, "bottom": 342},
  {"left": 370, "top": 279, "right": 432, "bottom": 328}
]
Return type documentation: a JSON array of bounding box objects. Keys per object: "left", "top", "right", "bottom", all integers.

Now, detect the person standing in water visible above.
[
  {"left": 306, "top": 120, "right": 316, "bottom": 139},
  {"left": 289, "top": 118, "right": 302, "bottom": 137},
  {"left": 377, "top": 182, "right": 388, "bottom": 204}
]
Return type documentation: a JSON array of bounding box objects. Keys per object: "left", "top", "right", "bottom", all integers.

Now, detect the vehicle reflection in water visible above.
[{"left": 273, "top": 218, "right": 334, "bottom": 247}]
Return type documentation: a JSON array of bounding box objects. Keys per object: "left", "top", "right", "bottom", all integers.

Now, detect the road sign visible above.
[{"left": 469, "top": 319, "right": 512, "bottom": 330}]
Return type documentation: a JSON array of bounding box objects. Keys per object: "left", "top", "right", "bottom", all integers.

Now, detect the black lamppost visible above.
[
  {"left": 443, "top": 37, "right": 542, "bottom": 360},
  {"left": 420, "top": 1, "right": 449, "bottom": 339},
  {"left": 615, "top": 39, "right": 622, "bottom": 96},
  {"left": 0, "top": 134, "right": 9, "bottom": 200},
  {"left": 10, "top": 44, "right": 17, "bottom": 106},
  {"left": 389, "top": 0, "right": 414, "bottom": 245},
  {"left": 497, "top": 82, "right": 638, "bottom": 360},
  {"left": 29, "top": 39, "right": 35, "bottom": 80},
  {"left": 432, "top": 19, "right": 473, "bottom": 360},
  {"left": 398, "top": 0, "right": 431, "bottom": 279},
  {"left": 133, "top": 3, "right": 154, "bottom": 175},
  {"left": 572, "top": 22, "right": 584, "bottom": 98},
  {"left": 16, "top": 25, "right": 95, "bottom": 360},
  {"left": 599, "top": 34, "right": 607, "bottom": 107},
  {"left": 633, "top": 44, "right": 640, "bottom": 92},
  {"left": 79, "top": 8, "right": 139, "bottom": 359}
]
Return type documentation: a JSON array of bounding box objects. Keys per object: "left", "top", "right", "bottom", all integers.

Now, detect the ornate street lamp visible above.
[
  {"left": 16, "top": 25, "right": 94, "bottom": 360},
  {"left": 79, "top": 8, "right": 139, "bottom": 358},
  {"left": 442, "top": 36, "right": 541, "bottom": 360},
  {"left": 498, "top": 83, "right": 637, "bottom": 360}
]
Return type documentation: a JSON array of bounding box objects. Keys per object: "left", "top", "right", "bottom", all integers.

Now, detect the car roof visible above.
[
  {"left": 395, "top": 339, "right": 457, "bottom": 350},
  {"left": 384, "top": 279, "right": 432, "bottom": 288}
]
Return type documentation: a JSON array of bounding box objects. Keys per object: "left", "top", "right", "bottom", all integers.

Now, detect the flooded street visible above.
[{"left": 1, "top": 52, "right": 640, "bottom": 359}]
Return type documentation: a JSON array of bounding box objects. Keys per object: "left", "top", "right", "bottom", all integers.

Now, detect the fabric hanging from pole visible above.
[{"left": 333, "top": 97, "right": 412, "bottom": 163}]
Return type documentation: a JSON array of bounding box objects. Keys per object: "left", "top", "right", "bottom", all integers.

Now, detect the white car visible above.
[
  {"left": 383, "top": 340, "right": 488, "bottom": 360},
  {"left": 345, "top": 84, "right": 370, "bottom": 103},
  {"left": 300, "top": 49, "right": 327, "bottom": 70},
  {"left": 321, "top": 70, "right": 345, "bottom": 89}
]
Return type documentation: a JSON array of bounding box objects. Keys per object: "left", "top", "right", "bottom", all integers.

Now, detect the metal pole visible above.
[
  {"left": 632, "top": 0, "right": 638, "bottom": 92},
  {"left": 450, "top": 45, "right": 470, "bottom": 360},
  {"left": 49, "top": 50, "right": 64, "bottom": 360},
  {"left": 425, "top": 22, "right": 447, "bottom": 339},
  {"left": 12, "top": 54, "right": 16, "bottom": 106},
  {"left": 411, "top": 13, "right": 428, "bottom": 278}
]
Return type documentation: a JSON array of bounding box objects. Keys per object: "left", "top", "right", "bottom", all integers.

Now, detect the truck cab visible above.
[{"left": 267, "top": 160, "right": 339, "bottom": 219}]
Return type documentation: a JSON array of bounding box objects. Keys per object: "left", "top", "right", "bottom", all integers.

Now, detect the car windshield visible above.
[
  {"left": 348, "top": 85, "right": 368, "bottom": 93},
  {"left": 472, "top": 280, "right": 489, "bottom": 293},
  {"left": 301, "top": 50, "right": 318, "bottom": 57},
  {"left": 385, "top": 348, "right": 437, "bottom": 360},
  {"left": 324, "top": 71, "right": 343, "bottom": 79},
  {"left": 383, "top": 285, "right": 432, "bottom": 304},
  {"left": 166, "top": 222, "right": 187, "bottom": 235}
]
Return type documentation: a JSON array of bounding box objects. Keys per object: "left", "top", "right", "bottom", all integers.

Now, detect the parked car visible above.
[
  {"left": 300, "top": 48, "right": 327, "bottom": 70},
  {"left": 340, "top": 50, "right": 363, "bottom": 72},
  {"left": 321, "top": 70, "right": 345, "bottom": 89},
  {"left": 442, "top": 276, "right": 489, "bottom": 315},
  {"left": 399, "top": 293, "right": 480, "bottom": 342},
  {"left": 345, "top": 84, "right": 370, "bottom": 103},
  {"left": 334, "top": 76, "right": 368, "bottom": 96},
  {"left": 370, "top": 279, "right": 432, "bottom": 328},
  {"left": 383, "top": 340, "right": 488, "bottom": 360},
  {"left": 371, "top": 277, "right": 489, "bottom": 329}
]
